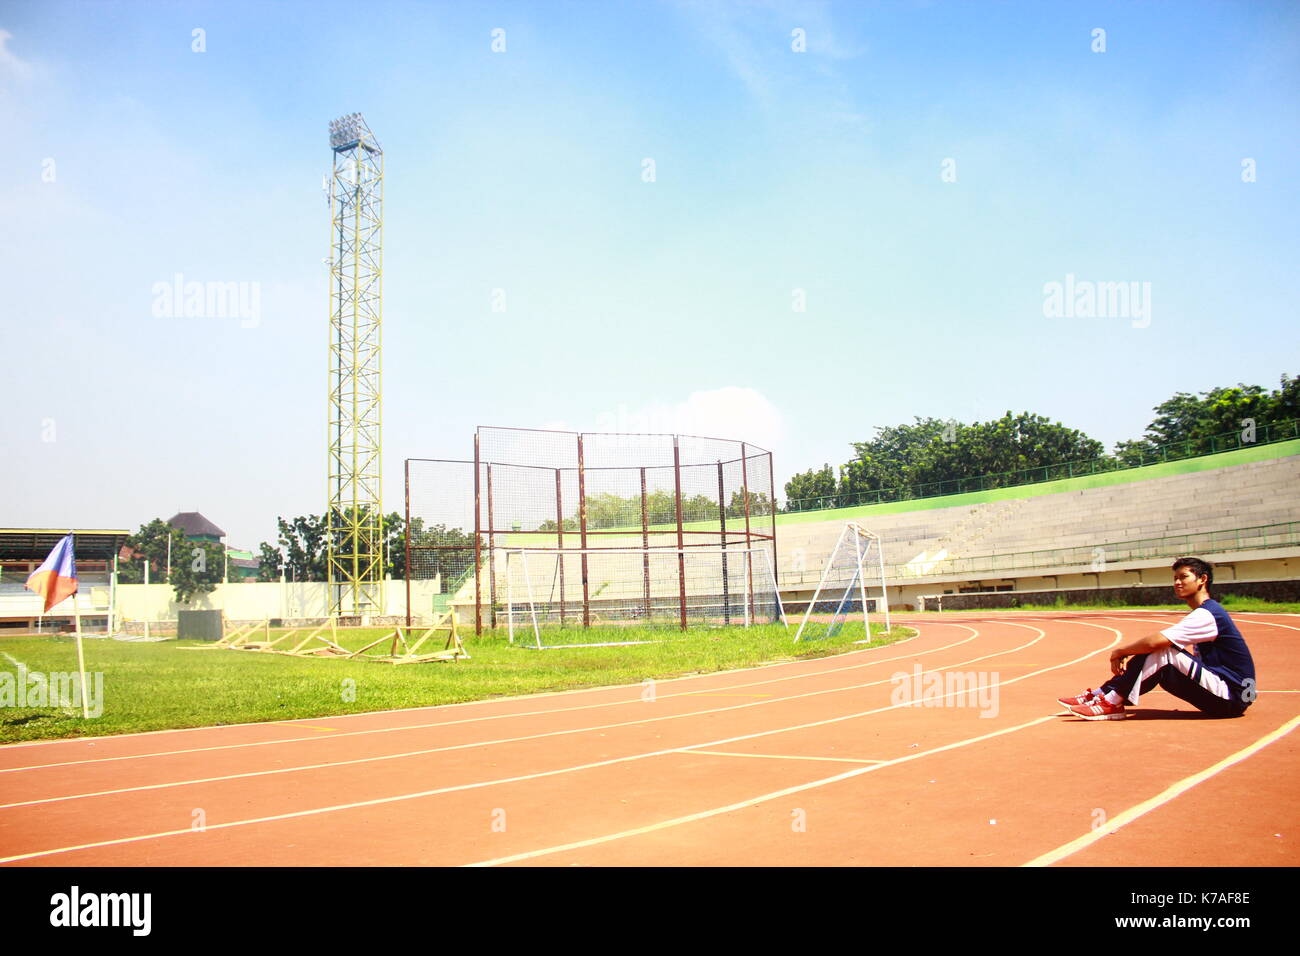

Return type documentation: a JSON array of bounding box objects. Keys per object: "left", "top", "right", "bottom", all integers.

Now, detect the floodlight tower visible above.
[{"left": 326, "top": 112, "right": 384, "bottom": 618}]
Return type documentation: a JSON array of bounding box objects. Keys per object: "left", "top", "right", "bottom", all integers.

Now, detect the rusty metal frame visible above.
[
  {"left": 555, "top": 467, "right": 566, "bottom": 625},
  {"left": 673, "top": 436, "right": 687, "bottom": 631},
  {"left": 578, "top": 433, "right": 590, "bottom": 627},
  {"left": 474, "top": 435, "right": 482, "bottom": 635},
  {"left": 404, "top": 459, "right": 413, "bottom": 628},
  {"left": 406, "top": 430, "right": 777, "bottom": 636},
  {"left": 487, "top": 462, "right": 496, "bottom": 629}
]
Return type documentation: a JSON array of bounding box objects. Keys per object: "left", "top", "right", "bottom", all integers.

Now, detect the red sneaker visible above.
[
  {"left": 1069, "top": 697, "right": 1127, "bottom": 721},
  {"left": 1057, "top": 689, "right": 1097, "bottom": 707}
]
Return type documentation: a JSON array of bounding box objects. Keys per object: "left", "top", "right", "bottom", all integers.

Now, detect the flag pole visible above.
[
  {"left": 72, "top": 588, "right": 89, "bottom": 719},
  {"left": 70, "top": 531, "right": 89, "bottom": 719},
  {"left": 109, "top": 549, "right": 118, "bottom": 635}
]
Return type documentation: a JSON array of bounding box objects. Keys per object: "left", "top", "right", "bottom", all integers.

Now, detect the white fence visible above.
[
  {"left": 0, "top": 573, "right": 112, "bottom": 619},
  {"left": 1, "top": 578, "right": 444, "bottom": 626}
]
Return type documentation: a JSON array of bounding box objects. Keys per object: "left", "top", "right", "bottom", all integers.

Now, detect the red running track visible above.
[{"left": 0, "top": 612, "right": 1296, "bottom": 867}]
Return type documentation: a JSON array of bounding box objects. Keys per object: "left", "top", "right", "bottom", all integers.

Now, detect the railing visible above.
[
  {"left": 445, "top": 562, "right": 477, "bottom": 599},
  {"left": 783, "top": 418, "right": 1300, "bottom": 514},
  {"left": 884, "top": 521, "right": 1300, "bottom": 582},
  {"left": 778, "top": 522, "right": 1300, "bottom": 588}
]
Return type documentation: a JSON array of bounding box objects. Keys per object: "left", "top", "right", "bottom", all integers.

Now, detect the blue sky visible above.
[{"left": 2, "top": 0, "right": 1297, "bottom": 551}]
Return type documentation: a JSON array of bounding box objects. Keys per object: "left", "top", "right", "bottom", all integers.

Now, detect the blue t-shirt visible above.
[{"left": 1195, "top": 599, "right": 1256, "bottom": 689}]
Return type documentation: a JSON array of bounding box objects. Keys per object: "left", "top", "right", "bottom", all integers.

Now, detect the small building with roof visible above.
[{"left": 166, "top": 512, "right": 227, "bottom": 545}]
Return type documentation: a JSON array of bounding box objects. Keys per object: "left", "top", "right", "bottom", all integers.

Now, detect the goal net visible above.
[
  {"left": 503, "top": 547, "right": 784, "bottom": 648},
  {"left": 794, "top": 523, "right": 891, "bottom": 643}
]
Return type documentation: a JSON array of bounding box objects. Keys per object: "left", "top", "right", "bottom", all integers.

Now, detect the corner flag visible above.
[
  {"left": 25, "top": 534, "right": 78, "bottom": 612},
  {"left": 24, "top": 533, "right": 91, "bottom": 718}
]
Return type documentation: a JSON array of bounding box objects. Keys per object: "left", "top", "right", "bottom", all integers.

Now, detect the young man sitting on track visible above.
[{"left": 1057, "top": 557, "right": 1256, "bottom": 721}]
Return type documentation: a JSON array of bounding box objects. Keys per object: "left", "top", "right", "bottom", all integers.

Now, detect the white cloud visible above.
[
  {"left": 0, "top": 30, "right": 33, "bottom": 82},
  {"left": 589, "top": 386, "right": 785, "bottom": 450},
  {"left": 687, "top": 3, "right": 773, "bottom": 101},
  {"left": 673, "top": 0, "right": 863, "bottom": 103}
]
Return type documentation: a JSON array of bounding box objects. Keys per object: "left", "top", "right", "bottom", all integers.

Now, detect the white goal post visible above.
[
  {"left": 502, "top": 546, "right": 785, "bottom": 649},
  {"left": 794, "top": 523, "right": 891, "bottom": 643}
]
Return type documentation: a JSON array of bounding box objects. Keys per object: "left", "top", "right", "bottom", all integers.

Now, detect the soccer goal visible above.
[
  {"left": 794, "top": 523, "right": 891, "bottom": 643},
  {"left": 503, "top": 546, "right": 785, "bottom": 648}
]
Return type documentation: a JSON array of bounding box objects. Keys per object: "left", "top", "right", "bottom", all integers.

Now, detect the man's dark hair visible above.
[{"left": 1172, "top": 556, "right": 1214, "bottom": 588}]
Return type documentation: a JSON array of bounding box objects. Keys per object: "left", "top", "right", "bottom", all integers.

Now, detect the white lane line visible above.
[
  {"left": 684, "top": 750, "right": 884, "bottom": 764},
  {"left": 466, "top": 716, "right": 1061, "bottom": 867},
  {"left": 0, "top": 622, "right": 1116, "bottom": 863},
  {"left": 1097, "top": 613, "right": 1300, "bottom": 634},
  {"left": 3, "top": 652, "right": 76, "bottom": 716},
  {"left": 462, "top": 620, "right": 1124, "bottom": 867},
  {"left": 1024, "top": 714, "right": 1300, "bottom": 867},
  {"left": 0, "top": 625, "right": 1013, "bottom": 808},
  {"left": 1232, "top": 617, "right": 1300, "bottom": 632},
  {"left": 0, "top": 625, "right": 984, "bottom": 776}
]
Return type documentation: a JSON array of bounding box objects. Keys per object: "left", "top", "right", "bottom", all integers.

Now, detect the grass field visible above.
[{"left": 0, "top": 620, "right": 913, "bottom": 744}]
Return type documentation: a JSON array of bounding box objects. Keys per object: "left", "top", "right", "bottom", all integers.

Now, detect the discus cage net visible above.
[{"left": 405, "top": 427, "right": 781, "bottom": 642}]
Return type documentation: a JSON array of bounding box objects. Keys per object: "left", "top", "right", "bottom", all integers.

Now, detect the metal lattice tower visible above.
[{"left": 326, "top": 112, "right": 384, "bottom": 617}]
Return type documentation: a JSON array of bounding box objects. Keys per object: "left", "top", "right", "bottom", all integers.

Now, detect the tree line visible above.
[
  {"left": 116, "top": 519, "right": 228, "bottom": 603},
  {"left": 255, "top": 514, "right": 478, "bottom": 583},
  {"left": 786, "top": 373, "right": 1299, "bottom": 506},
  {"left": 117, "top": 512, "right": 480, "bottom": 602},
  {"left": 536, "top": 489, "right": 773, "bottom": 532},
  {"left": 118, "top": 375, "right": 1296, "bottom": 601}
]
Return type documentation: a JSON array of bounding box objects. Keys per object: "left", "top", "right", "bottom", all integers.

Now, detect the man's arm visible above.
[
  {"left": 1109, "top": 607, "right": 1218, "bottom": 675},
  {"left": 1109, "top": 631, "right": 1174, "bottom": 676}
]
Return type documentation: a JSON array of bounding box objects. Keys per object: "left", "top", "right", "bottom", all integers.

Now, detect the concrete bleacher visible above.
[
  {"left": 455, "top": 453, "right": 1300, "bottom": 621},
  {"left": 971, "top": 457, "right": 1298, "bottom": 552},
  {"left": 778, "top": 454, "right": 1300, "bottom": 586}
]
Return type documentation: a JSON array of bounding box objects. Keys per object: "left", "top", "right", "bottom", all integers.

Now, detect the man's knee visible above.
[
  {"left": 1124, "top": 652, "right": 1150, "bottom": 672},
  {"left": 1156, "top": 671, "right": 1245, "bottom": 716},
  {"left": 1200, "top": 700, "right": 1248, "bottom": 718}
]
